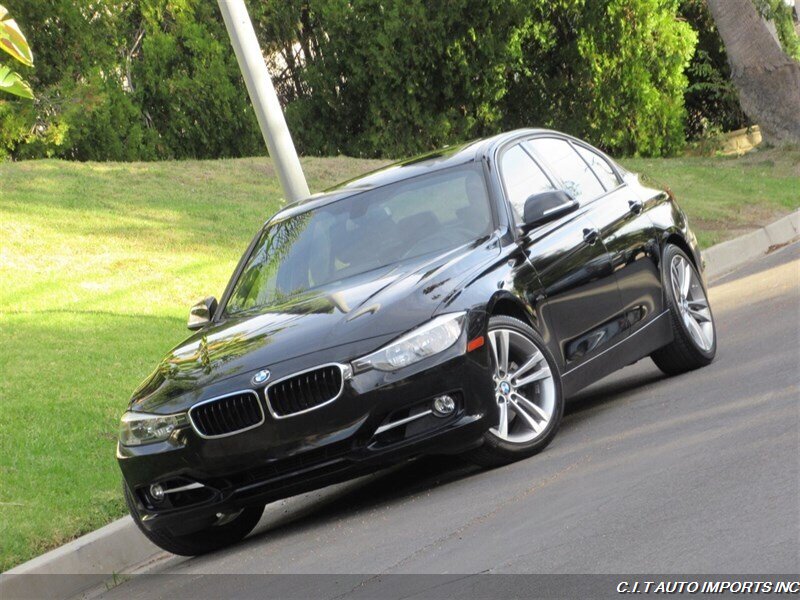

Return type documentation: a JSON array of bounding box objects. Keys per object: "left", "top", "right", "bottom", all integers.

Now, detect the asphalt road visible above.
[{"left": 101, "top": 242, "right": 800, "bottom": 598}]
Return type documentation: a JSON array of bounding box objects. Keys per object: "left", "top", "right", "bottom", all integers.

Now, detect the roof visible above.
[{"left": 269, "top": 129, "right": 551, "bottom": 223}]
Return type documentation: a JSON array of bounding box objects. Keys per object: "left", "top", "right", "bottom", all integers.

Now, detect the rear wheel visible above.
[
  {"left": 123, "top": 484, "right": 264, "bottom": 556},
  {"left": 467, "top": 315, "right": 564, "bottom": 467},
  {"left": 651, "top": 244, "right": 717, "bottom": 375}
]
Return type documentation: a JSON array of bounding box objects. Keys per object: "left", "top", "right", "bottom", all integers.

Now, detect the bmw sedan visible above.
[{"left": 118, "top": 129, "right": 716, "bottom": 555}]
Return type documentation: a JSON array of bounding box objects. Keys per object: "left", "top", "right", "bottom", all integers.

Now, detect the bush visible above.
[
  {"left": 502, "top": 0, "right": 696, "bottom": 157},
  {"left": 265, "top": 0, "right": 697, "bottom": 158},
  {"left": 1, "top": 0, "right": 262, "bottom": 161},
  {"left": 258, "top": 0, "right": 530, "bottom": 157},
  {"left": 131, "top": 0, "right": 263, "bottom": 159},
  {"left": 1, "top": 0, "right": 702, "bottom": 160},
  {"left": 680, "top": 0, "right": 750, "bottom": 141}
]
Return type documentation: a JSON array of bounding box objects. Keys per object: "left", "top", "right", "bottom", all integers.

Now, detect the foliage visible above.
[
  {"left": 0, "top": 0, "right": 702, "bottom": 160},
  {"left": 679, "top": 0, "right": 750, "bottom": 140},
  {"left": 0, "top": 1, "right": 138, "bottom": 158},
  {"left": 501, "top": 0, "right": 696, "bottom": 157},
  {"left": 0, "top": 0, "right": 262, "bottom": 160},
  {"left": 679, "top": 0, "right": 800, "bottom": 142},
  {"left": 251, "top": 0, "right": 531, "bottom": 157},
  {"left": 257, "top": 0, "right": 696, "bottom": 158},
  {"left": 753, "top": 0, "right": 800, "bottom": 60},
  {"left": 130, "top": 0, "right": 263, "bottom": 159},
  {"left": 0, "top": 4, "right": 34, "bottom": 99}
]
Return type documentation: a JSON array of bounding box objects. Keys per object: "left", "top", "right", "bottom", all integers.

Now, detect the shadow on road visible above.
[
  {"left": 566, "top": 369, "right": 666, "bottom": 417},
  {"left": 218, "top": 367, "right": 670, "bottom": 559},
  {"left": 235, "top": 454, "right": 481, "bottom": 552}
]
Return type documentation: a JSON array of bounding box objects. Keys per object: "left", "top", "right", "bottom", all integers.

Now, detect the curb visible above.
[
  {"left": 1, "top": 210, "right": 799, "bottom": 600},
  {"left": 702, "top": 210, "right": 799, "bottom": 280},
  {"left": 0, "top": 517, "right": 160, "bottom": 599}
]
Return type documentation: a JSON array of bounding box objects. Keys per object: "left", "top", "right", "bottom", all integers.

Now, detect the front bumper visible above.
[{"left": 117, "top": 345, "right": 496, "bottom": 535}]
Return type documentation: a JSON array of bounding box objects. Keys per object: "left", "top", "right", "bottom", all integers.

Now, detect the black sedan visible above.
[{"left": 117, "top": 129, "right": 716, "bottom": 555}]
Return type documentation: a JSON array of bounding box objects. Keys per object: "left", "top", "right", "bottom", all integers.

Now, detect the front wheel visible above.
[
  {"left": 123, "top": 484, "right": 264, "bottom": 556},
  {"left": 651, "top": 244, "right": 717, "bottom": 375},
  {"left": 467, "top": 315, "right": 564, "bottom": 467}
]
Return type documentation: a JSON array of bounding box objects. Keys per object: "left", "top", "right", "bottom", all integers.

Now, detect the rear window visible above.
[
  {"left": 526, "top": 138, "right": 605, "bottom": 202},
  {"left": 575, "top": 145, "right": 621, "bottom": 191}
]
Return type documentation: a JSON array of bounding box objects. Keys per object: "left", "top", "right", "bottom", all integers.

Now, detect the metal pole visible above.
[{"left": 217, "top": 0, "right": 310, "bottom": 202}]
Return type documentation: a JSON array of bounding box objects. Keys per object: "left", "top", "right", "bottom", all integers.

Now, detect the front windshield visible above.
[{"left": 224, "top": 164, "right": 492, "bottom": 316}]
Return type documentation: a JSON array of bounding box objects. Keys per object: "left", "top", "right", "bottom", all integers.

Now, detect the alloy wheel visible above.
[
  {"left": 487, "top": 328, "right": 556, "bottom": 444},
  {"left": 670, "top": 255, "right": 714, "bottom": 352}
]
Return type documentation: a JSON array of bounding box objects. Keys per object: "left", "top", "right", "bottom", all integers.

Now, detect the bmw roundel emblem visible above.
[{"left": 252, "top": 369, "right": 271, "bottom": 385}]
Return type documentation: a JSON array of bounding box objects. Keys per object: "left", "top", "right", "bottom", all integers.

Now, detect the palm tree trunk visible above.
[{"left": 707, "top": 0, "right": 800, "bottom": 145}]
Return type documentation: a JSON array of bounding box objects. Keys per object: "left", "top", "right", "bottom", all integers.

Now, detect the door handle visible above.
[
  {"left": 583, "top": 227, "right": 600, "bottom": 245},
  {"left": 628, "top": 199, "right": 644, "bottom": 214}
]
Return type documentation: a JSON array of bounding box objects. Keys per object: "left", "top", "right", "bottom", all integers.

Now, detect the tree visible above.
[
  {"left": 0, "top": 4, "right": 33, "bottom": 99},
  {"left": 1, "top": 0, "right": 263, "bottom": 161},
  {"left": 706, "top": 0, "right": 800, "bottom": 145},
  {"left": 680, "top": 0, "right": 749, "bottom": 140},
  {"left": 0, "top": 0, "right": 702, "bottom": 160},
  {"left": 256, "top": 0, "right": 696, "bottom": 158},
  {"left": 499, "top": 0, "right": 696, "bottom": 157},
  {"left": 257, "top": 0, "right": 533, "bottom": 157}
]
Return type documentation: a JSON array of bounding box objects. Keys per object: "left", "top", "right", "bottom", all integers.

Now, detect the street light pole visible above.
[{"left": 217, "top": 0, "right": 310, "bottom": 202}]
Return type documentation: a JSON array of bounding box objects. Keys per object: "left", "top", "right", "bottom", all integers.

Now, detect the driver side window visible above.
[{"left": 500, "top": 144, "right": 555, "bottom": 221}]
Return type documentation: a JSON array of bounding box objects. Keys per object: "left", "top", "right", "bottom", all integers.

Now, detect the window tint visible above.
[
  {"left": 499, "top": 144, "right": 555, "bottom": 219},
  {"left": 526, "top": 138, "right": 604, "bottom": 202},
  {"left": 224, "top": 165, "right": 492, "bottom": 315},
  {"left": 575, "top": 145, "right": 620, "bottom": 191},
  {"left": 385, "top": 168, "right": 488, "bottom": 229}
]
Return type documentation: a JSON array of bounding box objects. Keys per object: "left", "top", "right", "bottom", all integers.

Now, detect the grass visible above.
[
  {"left": 620, "top": 148, "right": 800, "bottom": 248},
  {"left": 0, "top": 155, "right": 384, "bottom": 571},
  {"left": 0, "top": 148, "right": 797, "bottom": 571}
]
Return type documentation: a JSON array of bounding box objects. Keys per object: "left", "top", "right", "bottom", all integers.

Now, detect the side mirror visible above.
[
  {"left": 188, "top": 296, "right": 218, "bottom": 331},
  {"left": 522, "top": 190, "right": 579, "bottom": 230}
]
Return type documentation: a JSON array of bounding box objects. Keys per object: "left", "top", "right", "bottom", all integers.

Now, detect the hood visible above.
[{"left": 129, "top": 236, "right": 499, "bottom": 411}]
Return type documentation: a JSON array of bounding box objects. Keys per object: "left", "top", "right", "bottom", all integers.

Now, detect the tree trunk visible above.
[{"left": 707, "top": 0, "right": 800, "bottom": 145}]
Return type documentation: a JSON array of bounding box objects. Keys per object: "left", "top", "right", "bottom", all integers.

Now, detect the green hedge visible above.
[{"left": 0, "top": 0, "right": 732, "bottom": 160}]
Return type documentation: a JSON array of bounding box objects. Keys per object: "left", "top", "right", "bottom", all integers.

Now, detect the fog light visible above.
[
  {"left": 149, "top": 483, "right": 165, "bottom": 502},
  {"left": 432, "top": 395, "right": 455, "bottom": 417}
]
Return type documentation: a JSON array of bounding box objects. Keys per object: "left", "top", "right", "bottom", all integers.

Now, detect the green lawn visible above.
[
  {"left": 621, "top": 148, "right": 800, "bottom": 247},
  {"left": 0, "top": 149, "right": 798, "bottom": 571},
  {"left": 0, "top": 155, "right": 384, "bottom": 571}
]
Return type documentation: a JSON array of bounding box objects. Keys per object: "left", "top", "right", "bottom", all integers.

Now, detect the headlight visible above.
[
  {"left": 353, "top": 312, "right": 466, "bottom": 372},
  {"left": 118, "top": 411, "right": 187, "bottom": 446}
]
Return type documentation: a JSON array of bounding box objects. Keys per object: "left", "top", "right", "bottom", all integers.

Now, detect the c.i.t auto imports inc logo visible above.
[{"left": 617, "top": 580, "right": 800, "bottom": 595}]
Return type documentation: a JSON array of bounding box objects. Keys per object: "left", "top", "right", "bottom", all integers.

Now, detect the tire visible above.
[
  {"left": 123, "top": 483, "right": 264, "bottom": 556},
  {"left": 651, "top": 244, "right": 717, "bottom": 376},
  {"left": 466, "top": 315, "right": 564, "bottom": 468}
]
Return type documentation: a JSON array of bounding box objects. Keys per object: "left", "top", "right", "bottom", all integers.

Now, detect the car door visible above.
[
  {"left": 498, "top": 142, "right": 626, "bottom": 382},
  {"left": 525, "top": 137, "right": 664, "bottom": 338}
]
